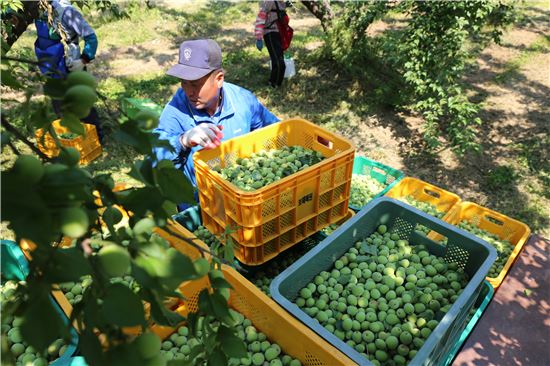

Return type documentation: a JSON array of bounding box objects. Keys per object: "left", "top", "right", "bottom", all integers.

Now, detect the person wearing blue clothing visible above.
[
  {"left": 154, "top": 39, "right": 279, "bottom": 209},
  {"left": 34, "top": 0, "right": 102, "bottom": 139}
]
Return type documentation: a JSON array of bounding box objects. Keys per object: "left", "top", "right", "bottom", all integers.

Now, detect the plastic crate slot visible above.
[
  {"left": 187, "top": 291, "right": 201, "bottom": 313},
  {"left": 305, "top": 352, "right": 324, "bottom": 366},
  {"left": 307, "top": 218, "right": 316, "bottom": 233},
  {"left": 444, "top": 243, "right": 469, "bottom": 270},
  {"left": 485, "top": 214, "right": 504, "bottom": 226},
  {"left": 280, "top": 230, "right": 294, "bottom": 248},
  {"left": 334, "top": 166, "right": 347, "bottom": 183},
  {"left": 392, "top": 217, "right": 414, "bottom": 240},
  {"left": 275, "top": 134, "right": 288, "bottom": 149},
  {"left": 332, "top": 183, "right": 346, "bottom": 201},
  {"left": 331, "top": 202, "right": 345, "bottom": 219},
  {"left": 262, "top": 219, "right": 277, "bottom": 239},
  {"left": 224, "top": 151, "right": 237, "bottom": 167},
  {"left": 424, "top": 188, "right": 441, "bottom": 199},
  {"left": 318, "top": 211, "right": 330, "bottom": 226},
  {"left": 280, "top": 211, "right": 294, "bottom": 230},
  {"left": 262, "top": 197, "right": 277, "bottom": 218},
  {"left": 207, "top": 156, "right": 221, "bottom": 170},
  {"left": 319, "top": 171, "right": 332, "bottom": 191},
  {"left": 303, "top": 133, "right": 313, "bottom": 149},
  {"left": 280, "top": 190, "right": 294, "bottom": 210},
  {"left": 263, "top": 238, "right": 279, "bottom": 257},
  {"left": 319, "top": 191, "right": 331, "bottom": 209}
]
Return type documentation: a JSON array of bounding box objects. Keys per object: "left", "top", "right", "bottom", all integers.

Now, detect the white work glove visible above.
[
  {"left": 180, "top": 123, "right": 224, "bottom": 150},
  {"left": 67, "top": 58, "right": 85, "bottom": 72}
]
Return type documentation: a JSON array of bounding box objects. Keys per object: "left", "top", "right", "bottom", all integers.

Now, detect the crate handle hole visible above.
[
  {"left": 371, "top": 166, "right": 386, "bottom": 176},
  {"left": 485, "top": 215, "right": 504, "bottom": 226},
  {"left": 316, "top": 135, "right": 333, "bottom": 149},
  {"left": 424, "top": 188, "right": 441, "bottom": 199}
]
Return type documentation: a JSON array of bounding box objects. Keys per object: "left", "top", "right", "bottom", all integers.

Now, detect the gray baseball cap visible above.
[{"left": 166, "top": 39, "right": 222, "bottom": 81}]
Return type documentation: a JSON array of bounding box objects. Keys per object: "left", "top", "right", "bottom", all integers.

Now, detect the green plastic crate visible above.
[
  {"left": 1, "top": 240, "right": 79, "bottom": 366},
  {"left": 121, "top": 97, "right": 163, "bottom": 120},
  {"left": 270, "top": 197, "right": 497, "bottom": 366},
  {"left": 350, "top": 156, "right": 404, "bottom": 211},
  {"left": 442, "top": 280, "right": 493, "bottom": 366}
]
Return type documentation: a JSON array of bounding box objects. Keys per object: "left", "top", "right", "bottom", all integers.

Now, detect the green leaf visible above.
[
  {"left": 59, "top": 113, "right": 86, "bottom": 135},
  {"left": 198, "top": 289, "right": 215, "bottom": 315},
  {"left": 44, "top": 247, "right": 92, "bottom": 283},
  {"left": 129, "top": 159, "right": 155, "bottom": 186},
  {"left": 210, "top": 292, "right": 232, "bottom": 323},
  {"left": 207, "top": 346, "right": 228, "bottom": 366},
  {"left": 218, "top": 325, "right": 247, "bottom": 358},
  {"left": 20, "top": 289, "right": 66, "bottom": 353},
  {"left": 223, "top": 237, "right": 235, "bottom": 263},
  {"left": 210, "top": 277, "right": 233, "bottom": 289},
  {"left": 141, "top": 289, "right": 185, "bottom": 327},
  {"left": 154, "top": 161, "right": 195, "bottom": 204},
  {"left": 79, "top": 329, "right": 105, "bottom": 365},
  {"left": 119, "top": 186, "right": 164, "bottom": 218},
  {"left": 113, "top": 120, "right": 153, "bottom": 154},
  {"left": 101, "top": 283, "right": 146, "bottom": 327}
]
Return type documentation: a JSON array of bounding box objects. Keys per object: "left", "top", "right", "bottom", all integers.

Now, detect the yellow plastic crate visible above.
[
  {"left": 385, "top": 177, "right": 461, "bottom": 220},
  {"left": 151, "top": 266, "right": 354, "bottom": 365},
  {"left": 436, "top": 202, "right": 531, "bottom": 289},
  {"left": 36, "top": 119, "right": 102, "bottom": 165},
  {"left": 194, "top": 118, "right": 355, "bottom": 265}
]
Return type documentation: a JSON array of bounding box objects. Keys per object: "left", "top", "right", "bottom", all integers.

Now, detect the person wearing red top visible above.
[{"left": 254, "top": 0, "right": 286, "bottom": 87}]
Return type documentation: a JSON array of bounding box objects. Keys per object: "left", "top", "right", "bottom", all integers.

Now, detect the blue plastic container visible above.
[
  {"left": 270, "top": 197, "right": 497, "bottom": 366},
  {"left": 443, "top": 280, "right": 494, "bottom": 366}
]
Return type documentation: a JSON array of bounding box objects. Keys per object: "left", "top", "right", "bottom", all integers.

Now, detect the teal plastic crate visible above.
[
  {"left": 270, "top": 197, "right": 497, "bottom": 366},
  {"left": 1, "top": 240, "right": 79, "bottom": 366},
  {"left": 172, "top": 205, "right": 203, "bottom": 232},
  {"left": 350, "top": 156, "right": 404, "bottom": 211},
  {"left": 121, "top": 97, "right": 163, "bottom": 120},
  {"left": 443, "top": 280, "right": 493, "bottom": 366}
]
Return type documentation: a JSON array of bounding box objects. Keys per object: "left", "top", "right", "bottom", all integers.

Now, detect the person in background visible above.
[
  {"left": 153, "top": 39, "right": 280, "bottom": 210},
  {"left": 34, "top": 0, "right": 102, "bottom": 140},
  {"left": 254, "top": 0, "right": 286, "bottom": 87}
]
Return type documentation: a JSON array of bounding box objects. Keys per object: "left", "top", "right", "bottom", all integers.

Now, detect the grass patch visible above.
[{"left": 494, "top": 34, "right": 550, "bottom": 84}]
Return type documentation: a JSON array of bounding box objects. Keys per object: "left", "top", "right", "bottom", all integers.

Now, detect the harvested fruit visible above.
[
  {"left": 158, "top": 312, "right": 302, "bottom": 366},
  {"left": 442, "top": 220, "right": 515, "bottom": 278},
  {"left": 349, "top": 174, "right": 387, "bottom": 209},
  {"left": 245, "top": 237, "right": 321, "bottom": 297},
  {"left": 399, "top": 196, "right": 444, "bottom": 236},
  {"left": 292, "top": 225, "right": 469, "bottom": 365},
  {"left": 215, "top": 146, "right": 324, "bottom": 191},
  {"left": 1, "top": 280, "right": 69, "bottom": 365}
]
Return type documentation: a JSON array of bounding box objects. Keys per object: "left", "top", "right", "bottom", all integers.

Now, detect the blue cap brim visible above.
[{"left": 166, "top": 64, "right": 212, "bottom": 81}]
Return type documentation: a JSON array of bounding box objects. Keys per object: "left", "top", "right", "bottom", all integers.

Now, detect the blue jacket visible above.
[{"left": 153, "top": 82, "right": 279, "bottom": 188}]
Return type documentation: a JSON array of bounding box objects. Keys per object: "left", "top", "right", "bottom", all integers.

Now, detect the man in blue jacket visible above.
[{"left": 154, "top": 39, "right": 279, "bottom": 209}]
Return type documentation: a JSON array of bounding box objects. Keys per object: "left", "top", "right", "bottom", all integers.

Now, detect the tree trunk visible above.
[
  {"left": 2, "top": 1, "right": 41, "bottom": 50},
  {"left": 301, "top": 0, "right": 334, "bottom": 32}
]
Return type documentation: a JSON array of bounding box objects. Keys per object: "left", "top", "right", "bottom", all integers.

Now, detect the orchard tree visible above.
[
  {"left": 1, "top": 3, "right": 244, "bottom": 366},
  {"left": 302, "top": 0, "right": 516, "bottom": 155}
]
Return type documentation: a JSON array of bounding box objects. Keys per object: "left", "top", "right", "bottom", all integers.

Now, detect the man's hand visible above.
[
  {"left": 180, "top": 123, "right": 224, "bottom": 150},
  {"left": 256, "top": 39, "right": 264, "bottom": 51}
]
